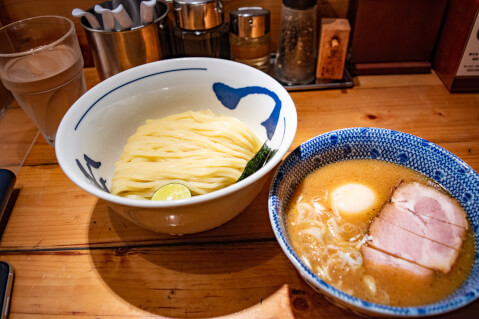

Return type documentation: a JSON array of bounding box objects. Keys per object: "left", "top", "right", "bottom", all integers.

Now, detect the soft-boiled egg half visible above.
[{"left": 331, "top": 183, "right": 376, "bottom": 217}]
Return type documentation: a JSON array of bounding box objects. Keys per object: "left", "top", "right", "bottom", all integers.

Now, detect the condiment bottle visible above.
[
  {"left": 274, "top": 0, "right": 318, "bottom": 85},
  {"left": 172, "top": 0, "right": 229, "bottom": 58},
  {"left": 229, "top": 7, "right": 270, "bottom": 71}
]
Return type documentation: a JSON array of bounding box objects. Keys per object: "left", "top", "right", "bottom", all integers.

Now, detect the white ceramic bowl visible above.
[{"left": 56, "top": 57, "right": 297, "bottom": 234}]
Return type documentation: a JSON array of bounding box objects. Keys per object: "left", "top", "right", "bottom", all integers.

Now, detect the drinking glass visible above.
[
  {"left": 0, "top": 21, "right": 12, "bottom": 116},
  {"left": 0, "top": 82, "right": 12, "bottom": 116},
  {"left": 0, "top": 16, "right": 87, "bottom": 146}
]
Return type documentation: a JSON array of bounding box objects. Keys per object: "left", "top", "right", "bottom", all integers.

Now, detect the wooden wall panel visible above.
[
  {"left": 347, "top": 0, "right": 448, "bottom": 75},
  {"left": 0, "top": 0, "right": 349, "bottom": 67},
  {"left": 433, "top": 0, "right": 479, "bottom": 92}
]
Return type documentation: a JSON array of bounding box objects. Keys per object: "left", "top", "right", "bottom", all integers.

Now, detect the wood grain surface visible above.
[{"left": 0, "top": 68, "right": 478, "bottom": 318}]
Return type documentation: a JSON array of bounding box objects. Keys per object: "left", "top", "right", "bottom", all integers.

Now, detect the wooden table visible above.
[{"left": 0, "top": 68, "right": 478, "bottom": 318}]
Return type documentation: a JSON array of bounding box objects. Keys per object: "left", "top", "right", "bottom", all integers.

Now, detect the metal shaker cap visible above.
[
  {"left": 230, "top": 7, "right": 270, "bottom": 38},
  {"left": 174, "top": 0, "right": 224, "bottom": 30}
]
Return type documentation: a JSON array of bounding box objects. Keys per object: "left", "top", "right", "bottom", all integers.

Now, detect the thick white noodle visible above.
[{"left": 111, "top": 110, "right": 261, "bottom": 199}]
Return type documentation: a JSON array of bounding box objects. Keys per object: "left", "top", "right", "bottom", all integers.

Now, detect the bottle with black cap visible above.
[
  {"left": 172, "top": 0, "right": 229, "bottom": 58},
  {"left": 274, "top": 0, "right": 318, "bottom": 85},
  {"left": 229, "top": 7, "right": 271, "bottom": 70}
]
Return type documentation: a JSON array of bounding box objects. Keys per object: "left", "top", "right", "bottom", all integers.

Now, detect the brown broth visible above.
[{"left": 286, "top": 159, "right": 475, "bottom": 307}]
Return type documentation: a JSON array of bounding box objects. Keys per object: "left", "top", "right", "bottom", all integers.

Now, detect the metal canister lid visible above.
[
  {"left": 283, "top": 0, "right": 317, "bottom": 10},
  {"left": 173, "top": 0, "right": 224, "bottom": 30},
  {"left": 230, "top": 7, "right": 270, "bottom": 38}
]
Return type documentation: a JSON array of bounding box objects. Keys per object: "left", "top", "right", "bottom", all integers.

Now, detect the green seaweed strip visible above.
[{"left": 238, "top": 142, "right": 277, "bottom": 182}]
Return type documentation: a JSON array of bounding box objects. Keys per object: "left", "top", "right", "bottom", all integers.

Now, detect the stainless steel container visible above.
[
  {"left": 171, "top": 0, "right": 229, "bottom": 58},
  {"left": 174, "top": 0, "right": 224, "bottom": 30},
  {"left": 81, "top": 0, "right": 170, "bottom": 80}
]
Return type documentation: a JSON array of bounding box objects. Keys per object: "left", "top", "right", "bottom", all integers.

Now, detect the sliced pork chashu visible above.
[
  {"left": 362, "top": 245, "right": 433, "bottom": 277},
  {"left": 368, "top": 217, "right": 459, "bottom": 273},
  {"left": 391, "top": 182, "right": 467, "bottom": 228},
  {"left": 378, "top": 203, "right": 466, "bottom": 250},
  {"left": 365, "top": 182, "right": 467, "bottom": 274}
]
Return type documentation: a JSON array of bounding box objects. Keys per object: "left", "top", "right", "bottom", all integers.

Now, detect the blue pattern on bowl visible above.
[
  {"left": 269, "top": 127, "right": 479, "bottom": 317},
  {"left": 76, "top": 154, "right": 109, "bottom": 193},
  {"left": 73, "top": 67, "right": 284, "bottom": 193},
  {"left": 213, "top": 83, "right": 281, "bottom": 139}
]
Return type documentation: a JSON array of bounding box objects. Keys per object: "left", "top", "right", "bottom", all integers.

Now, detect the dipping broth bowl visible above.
[
  {"left": 269, "top": 127, "right": 479, "bottom": 317},
  {"left": 56, "top": 57, "right": 297, "bottom": 234}
]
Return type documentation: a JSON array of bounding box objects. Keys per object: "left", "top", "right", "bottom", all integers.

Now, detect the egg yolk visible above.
[{"left": 331, "top": 183, "right": 376, "bottom": 216}]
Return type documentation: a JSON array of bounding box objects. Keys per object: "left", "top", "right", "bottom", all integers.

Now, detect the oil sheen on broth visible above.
[{"left": 286, "top": 159, "right": 475, "bottom": 306}]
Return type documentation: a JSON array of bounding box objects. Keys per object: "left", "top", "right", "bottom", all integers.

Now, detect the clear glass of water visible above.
[{"left": 0, "top": 16, "right": 87, "bottom": 146}]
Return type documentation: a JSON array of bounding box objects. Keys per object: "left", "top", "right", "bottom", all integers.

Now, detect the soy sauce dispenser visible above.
[
  {"left": 172, "top": 0, "right": 229, "bottom": 58},
  {"left": 229, "top": 7, "right": 271, "bottom": 70}
]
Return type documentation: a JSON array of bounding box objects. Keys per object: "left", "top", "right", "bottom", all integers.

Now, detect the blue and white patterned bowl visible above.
[
  {"left": 269, "top": 127, "right": 479, "bottom": 317},
  {"left": 56, "top": 57, "right": 297, "bottom": 234}
]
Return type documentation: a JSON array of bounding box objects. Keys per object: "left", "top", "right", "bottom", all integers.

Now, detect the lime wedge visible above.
[{"left": 151, "top": 183, "right": 192, "bottom": 201}]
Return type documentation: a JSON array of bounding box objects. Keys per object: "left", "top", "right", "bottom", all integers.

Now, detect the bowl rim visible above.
[
  {"left": 268, "top": 127, "right": 479, "bottom": 317},
  {"left": 56, "top": 57, "right": 298, "bottom": 208}
]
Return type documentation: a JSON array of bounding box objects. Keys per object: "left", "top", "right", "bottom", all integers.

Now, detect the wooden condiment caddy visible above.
[{"left": 316, "top": 18, "right": 351, "bottom": 80}]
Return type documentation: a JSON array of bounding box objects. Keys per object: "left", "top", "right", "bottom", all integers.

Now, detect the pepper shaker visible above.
[
  {"left": 172, "top": 0, "right": 229, "bottom": 58},
  {"left": 274, "top": 0, "right": 318, "bottom": 85},
  {"left": 229, "top": 7, "right": 270, "bottom": 70}
]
